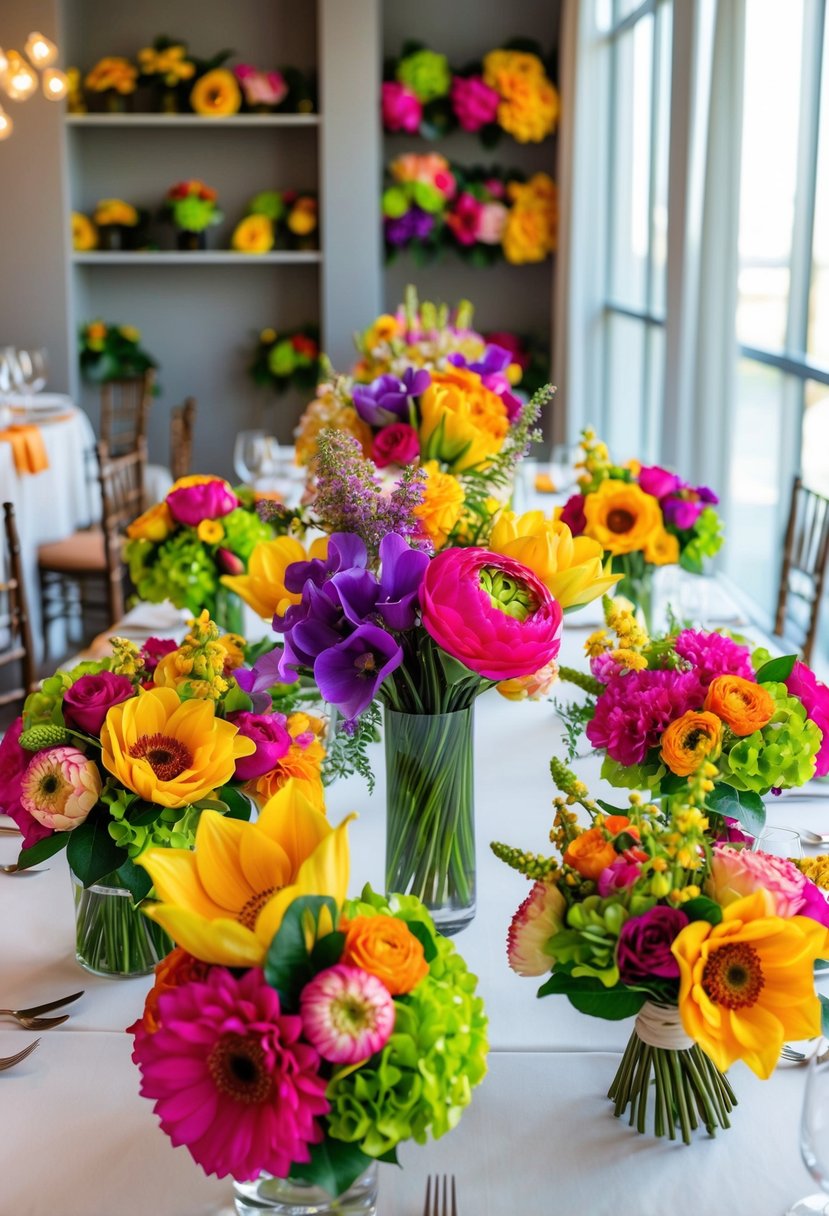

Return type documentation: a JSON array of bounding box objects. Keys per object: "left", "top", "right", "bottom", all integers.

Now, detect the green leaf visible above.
[
  {"left": 217, "top": 784, "right": 254, "bottom": 821},
  {"left": 406, "top": 918, "right": 438, "bottom": 963},
  {"left": 437, "top": 649, "right": 476, "bottom": 686},
  {"left": 682, "top": 896, "right": 723, "bottom": 926},
  {"left": 114, "top": 857, "right": 152, "bottom": 903},
  {"left": 821, "top": 993, "right": 829, "bottom": 1039},
  {"left": 16, "top": 830, "right": 70, "bottom": 870},
  {"left": 127, "top": 800, "right": 166, "bottom": 826},
  {"left": 310, "top": 930, "right": 346, "bottom": 971},
  {"left": 756, "top": 654, "right": 797, "bottom": 683},
  {"left": 264, "top": 895, "right": 339, "bottom": 1012},
  {"left": 223, "top": 683, "right": 253, "bottom": 714},
  {"left": 66, "top": 817, "right": 127, "bottom": 888},
  {"left": 292, "top": 1138, "right": 375, "bottom": 1198},
  {"left": 536, "top": 971, "right": 647, "bottom": 1020},
  {"left": 705, "top": 784, "right": 766, "bottom": 837},
  {"left": 596, "top": 799, "right": 631, "bottom": 817}
]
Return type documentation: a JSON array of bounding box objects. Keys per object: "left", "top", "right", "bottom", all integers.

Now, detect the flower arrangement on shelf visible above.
[
  {"left": 383, "top": 156, "right": 557, "bottom": 265},
  {"left": 190, "top": 67, "right": 241, "bottom": 117},
  {"left": 125, "top": 475, "right": 275, "bottom": 630},
  {"left": 231, "top": 189, "right": 319, "bottom": 254},
  {"left": 83, "top": 56, "right": 138, "bottom": 110},
  {"left": 78, "top": 320, "right": 158, "bottom": 383},
  {"left": 0, "top": 612, "right": 328, "bottom": 975},
  {"left": 128, "top": 788, "right": 488, "bottom": 1204},
  {"left": 233, "top": 63, "right": 287, "bottom": 110},
  {"left": 85, "top": 198, "right": 143, "bottom": 251},
  {"left": 382, "top": 40, "right": 559, "bottom": 145},
  {"left": 163, "top": 179, "right": 223, "bottom": 249},
  {"left": 493, "top": 758, "right": 829, "bottom": 1142},
  {"left": 249, "top": 325, "right": 322, "bottom": 394},
  {"left": 71, "top": 211, "right": 98, "bottom": 251},
  {"left": 558, "top": 429, "right": 724, "bottom": 621}
]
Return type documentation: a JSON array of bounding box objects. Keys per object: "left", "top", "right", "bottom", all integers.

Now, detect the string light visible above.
[
  {"left": 2, "top": 51, "right": 38, "bottom": 101},
  {"left": 0, "top": 31, "right": 64, "bottom": 138},
  {"left": 24, "top": 32, "right": 57, "bottom": 68},
  {"left": 42, "top": 68, "right": 68, "bottom": 100},
  {"left": 0, "top": 106, "right": 13, "bottom": 140}
]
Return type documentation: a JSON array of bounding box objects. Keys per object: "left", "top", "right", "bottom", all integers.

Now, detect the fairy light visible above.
[
  {"left": 42, "top": 68, "right": 68, "bottom": 100},
  {"left": 2, "top": 51, "right": 37, "bottom": 101},
  {"left": 0, "top": 31, "right": 65, "bottom": 138},
  {"left": 25, "top": 32, "right": 57, "bottom": 67},
  {"left": 0, "top": 107, "right": 12, "bottom": 139}
]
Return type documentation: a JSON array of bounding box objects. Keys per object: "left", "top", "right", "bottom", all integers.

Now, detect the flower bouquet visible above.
[
  {"left": 129, "top": 785, "right": 488, "bottom": 1211},
  {"left": 559, "top": 429, "right": 723, "bottom": 624},
  {"left": 0, "top": 613, "right": 326, "bottom": 976},
  {"left": 92, "top": 197, "right": 142, "bottom": 251},
  {"left": 249, "top": 325, "right": 322, "bottom": 394},
  {"left": 493, "top": 758, "right": 829, "bottom": 1141},
  {"left": 137, "top": 37, "right": 196, "bottom": 111},
  {"left": 163, "top": 179, "right": 223, "bottom": 250},
  {"left": 79, "top": 319, "right": 158, "bottom": 383},
  {"left": 231, "top": 189, "right": 319, "bottom": 253},
  {"left": 351, "top": 289, "right": 490, "bottom": 382},
  {"left": 125, "top": 474, "right": 274, "bottom": 631},
  {"left": 83, "top": 55, "right": 138, "bottom": 111}
]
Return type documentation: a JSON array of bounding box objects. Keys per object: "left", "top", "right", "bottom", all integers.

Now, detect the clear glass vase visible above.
[
  {"left": 614, "top": 565, "right": 654, "bottom": 631},
  {"left": 233, "top": 1162, "right": 378, "bottom": 1215},
  {"left": 213, "top": 583, "right": 245, "bottom": 634},
  {"left": 384, "top": 706, "right": 475, "bottom": 936},
  {"left": 72, "top": 873, "right": 172, "bottom": 978}
]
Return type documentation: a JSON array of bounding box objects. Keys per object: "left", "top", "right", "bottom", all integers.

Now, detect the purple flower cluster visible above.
[
  {"left": 674, "top": 629, "right": 755, "bottom": 687},
  {"left": 384, "top": 207, "right": 435, "bottom": 247},
  {"left": 638, "top": 464, "right": 718, "bottom": 531},
  {"left": 586, "top": 668, "right": 705, "bottom": 766},
  {"left": 352, "top": 368, "right": 431, "bottom": 427},
  {"left": 447, "top": 344, "right": 524, "bottom": 422}
]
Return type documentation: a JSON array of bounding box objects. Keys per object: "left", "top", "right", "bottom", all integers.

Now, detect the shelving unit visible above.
[
  {"left": 71, "top": 251, "right": 323, "bottom": 265},
  {"left": 65, "top": 113, "right": 321, "bottom": 127}
]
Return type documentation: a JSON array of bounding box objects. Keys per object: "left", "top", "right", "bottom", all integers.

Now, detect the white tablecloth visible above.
[{"left": 1, "top": 596, "right": 827, "bottom": 1214}]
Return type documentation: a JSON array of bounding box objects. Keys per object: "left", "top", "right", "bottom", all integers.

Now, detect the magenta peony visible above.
[
  {"left": 228, "top": 711, "right": 292, "bottom": 781},
  {"left": 586, "top": 668, "right": 705, "bottom": 765},
  {"left": 449, "top": 74, "right": 500, "bottom": 131},
  {"left": 299, "top": 964, "right": 395, "bottom": 1064},
  {"left": 20, "top": 746, "right": 101, "bottom": 832},
  {"left": 62, "top": 671, "right": 135, "bottom": 735},
  {"left": 446, "top": 192, "right": 484, "bottom": 246},
  {"left": 166, "top": 478, "right": 239, "bottom": 527},
  {"left": 786, "top": 660, "right": 829, "bottom": 777},
  {"left": 674, "top": 629, "right": 755, "bottom": 688},
  {"left": 131, "top": 966, "right": 329, "bottom": 1181},
  {"left": 706, "top": 844, "right": 829, "bottom": 928},
  {"left": 371, "top": 422, "right": 421, "bottom": 469},
  {"left": 616, "top": 906, "right": 689, "bottom": 984},
  {"left": 507, "top": 880, "right": 565, "bottom": 976},
  {"left": 381, "top": 81, "right": 422, "bottom": 132},
  {"left": 420, "top": 548, "right": 563, "bottom": 680},
  {"left": 0, "top": 718, "right": 51, "bottom": 848}
]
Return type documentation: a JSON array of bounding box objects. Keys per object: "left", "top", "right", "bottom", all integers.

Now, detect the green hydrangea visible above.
[
  {"left": 382, "top": 186, "right": 409, "bottom": 219},
  {"left": 680, "top": 507, "right": 724, "bottom": 572},
  {"left": 127, "top": 530, "right": 218, "bottom": 615},
  {"left": 396, "top": 49, "right": 450, "bottom": 102},
  {"left": 221, "top": 508, "right": 272, "bottom": 564},
  {"left": 721, "top": 681, "right": 821, "bottom": 792},
  {"left": 268, "top": 340, "right": 297, "bottom": 377},
  {"left": 105, "top": 788, "right": 201, "bottom": 859},
  {"left": 547, "top": 895, "right": 629, "bottom": 987},
  {"left": 326, "top": 890, "right": 488, "bottom": 1158}
]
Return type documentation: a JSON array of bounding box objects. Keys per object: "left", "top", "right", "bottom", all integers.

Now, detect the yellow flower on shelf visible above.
[
  {"left": 413, "top": 459, "right": 465, "bottom": 549},
  {"left": 483, "top": 49, "right": 546, "bottom": 85},
  {"left": 221, "top": 535, "right": 329, "bottom": 620},
  {"left": 231, "top": 214, "right": 275, "bottom": 254},
  {"left": 138, "top": 781, "right": 355, "bottom": 967},
  {"left": 93, "top": 199, "right": 139, "bottom": 227},
  {"left": 581, "top": 479, "right": 663, "bottom": 556},
  {"left": 196, "top": 519, "right": 225, "bottom": 544},
  {"left": 489, "top": 509, "right": 620, "bottom": 610},
  {"left": 287, "top": 197, "right": 318, "bottom": 237},
  {"left": 84, "top": 56, "right": 138, "bottom": 95},
  {"left": 190, "top": 68, "right": 241, "bottom": 117},
  {"left": 119, "top": 325, "right": 141, "bottom": 343},
  {"left": 71, "top": 211, "right": 98, "bottom": 252},
  {"left": 259, "top": 327, "right": 277, "bottom": 344},
  {"left": 126, "top": 500, "right": 174, "bottom": 543}
]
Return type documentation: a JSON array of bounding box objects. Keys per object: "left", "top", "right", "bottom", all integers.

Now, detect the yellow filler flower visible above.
[
  {"left": 489, "top": 509, "right": 619, "bottom": 610},
  {"left": 221, "top": 535, "right": 329, "bottom": 620},
  {"left": 672, "top": 890, "right": 828, "bottom": 1079},
  {"left": 139, "top": 781, "right": 354, "bottom": 967}
]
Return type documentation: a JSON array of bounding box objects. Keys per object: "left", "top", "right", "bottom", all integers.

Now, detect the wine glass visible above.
[
  {"left": 753, "top": 827, "right": 803, "bottom": 860},
  {"left": 788, "top": 1047, "right": 829, "bottom": 1215},
  {"left": 16, "top": 348, "right": 48, "bottom": 393},
  {"left": 233, "top": 430, "right": 275, "bottom": 487}
]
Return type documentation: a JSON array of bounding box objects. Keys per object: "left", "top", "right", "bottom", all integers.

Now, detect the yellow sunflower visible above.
[
  {"left": 582, "top": 479, "right": 663, "bottom": 556},
  {"left": 139, "top": 781, "right": 354, "bottom": 966},
  {"left": 221, "top": 535, "right": 328, "bottom": 620},
  {"left": 190, "top": 68, "right": 241, "bottom": 117}
]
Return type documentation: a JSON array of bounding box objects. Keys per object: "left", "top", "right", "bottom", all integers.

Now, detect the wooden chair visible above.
[
  {"left": 37, "top": 440, "right": 147, "bottom": 657},
  {"left": 99, "top": 369, "right": 155, "bottom": 457},
  {"left": 773, "top": 476, "right": 829, "bottom": 664},
  {"left": 169, "top": 397, "right": 197, "bottom": 480},
  {"left": 0, "top": 503, "right": 36, "bottom": 710}
]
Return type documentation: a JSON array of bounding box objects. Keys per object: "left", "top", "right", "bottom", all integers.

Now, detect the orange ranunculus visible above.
[
  {"left": 661, "top": 711, "right": 723, "bottom": 776},
  {"left": 604, "top": 814, "right": 635, "bottom": 837},
  {"left": 704, "top": 676, "right": 775, "bottom": 737},
  {"left": 126, "top": 500, "right": 175, "bottom": 543},
  {"left": 341, "top": 914, "right": 429, "bottom": 995},
  {"left": 132, "top": 947, "right": 210, "bottom": 1035},
  {"left": 563, "top": 828, "right": 617, "bottom": 880},
  {"left": 582, "top": 479, "right": 663, "bottom": 556},
  {"left": 250, "top": 712, "right": 326, "bottom": 810},
  {"left": 190, "top": 68, "right": 241, "bottom": 117}
]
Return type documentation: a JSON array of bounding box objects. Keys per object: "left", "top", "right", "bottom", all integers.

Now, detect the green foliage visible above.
[
  {"left": 322, "top": 702, "right": 381, "bottom": 793},
  {"left": 536, "top": 971, "right": 648, "bottom": 1020},
  {"left": 67, "top": 815, "right": 127, "bottom": 888},
  {"left": 755, "top": 654, "right": 797, "bottom": 683},
  {"left": 264, "top": 895, "right": 340, "bottom": 1012},
  {"left": 291, "top": 1140, "right": 375, "bottom": 1200},
  {"left": 720, "top": 682, "right": 821, "bottom": 793},
  {"left": 682, "top": 896, "right": 723, "bottom": 926},
  {"left": 16, "top": 831, "right": 70, "bottom": 870},
  {"left": 704, "top": 784, "right": 766, "bottom": 837},
  {"left": 552, "top": 697, "right": 594, "bottom": 762}
]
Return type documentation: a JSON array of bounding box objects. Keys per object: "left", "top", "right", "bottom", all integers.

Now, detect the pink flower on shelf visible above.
[
  {"left": 381, "top": 80, "right": 422, "bottom": 132},
  {"left": 166, "top": 478, "right": 239, "bottom": 527},
  {"left": 20, "top": 746, "right": 102, "bottom": 832},
  {"left": 300, "top": 964, "right": 395, "bottom": 1065},
  {"left": 0, "top": 718, "right": 51, "bottom": 848},
  {"left": 233, "top": 64, "right": 288, "bottom": 107},
  {"left": 707, "top": 844, "right": 829, "bottom": 929},
  {"left": 449, "top": 74, "right": 500, "bottom": 132},
  {"left": 446, "top": 193, "right": 484, "bottom": 246},
  {"left": 507, "top": 880, "right": 565, "bottom": 976},
  {"left": 785, "top": 660, "right": 829, "bottom": 777},
  {"left": 484, "top": 177, "right": 506, "bottom": 199},
  {"left": 131, "top": 966, "right": 329, "bottom": 1182},
  {"left": 372, "top": 422, "right": 421, "bottom": 469},
  {"left": 476, "top": 201, "right": 508, "bottom": 245}
]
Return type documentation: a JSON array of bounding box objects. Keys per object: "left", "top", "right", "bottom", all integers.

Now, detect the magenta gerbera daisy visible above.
[
  {"left": 131, "top": 966, "right": 329, "bottom": 1181},
  {"left": 300, "top": 964, "right": 395, "bottom": 1065}
]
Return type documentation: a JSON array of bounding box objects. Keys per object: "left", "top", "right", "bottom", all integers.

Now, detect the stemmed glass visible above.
[
  {"left": 788, "top": 1047, "right": 829, "bottom": 1215},
  {"left": 233, "top": 430, "right": 275, "bottom": 487},
  {"left": 15, "top": 348, "right": 48, "bottom": 393},
  {"left": 753, "top": 827, "right": 804, "bottom": 859}
]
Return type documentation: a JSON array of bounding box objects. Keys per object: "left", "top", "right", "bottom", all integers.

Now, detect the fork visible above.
[
  {"left": 0, "top": 863, "right": 48, "bottom": 875},
  {"left": 781, "top": 1043, "right": 829, "bottom": 1064},
  {"left": 0, "top": 990, "right": 83, "bottom": 1030},
  {"left": 0, "top": 1039, "right": 40, "bottom": 1072},
  {"left": 423, "top": 1175, "right": 458, "bottom": 1216}
]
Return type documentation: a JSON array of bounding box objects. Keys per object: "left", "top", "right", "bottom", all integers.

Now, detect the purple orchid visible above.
[
  {"left": 234, "top": 650, "right": 288, "bottom": 712},
  {"left": 313, "top": 623, "right": 403, "bottom": 721},
  {"left": 352, "top": 368, "right": 431, "bottom": 428},
  {"left": 277, "top": 581, "right": 345, "bottom": 679}
]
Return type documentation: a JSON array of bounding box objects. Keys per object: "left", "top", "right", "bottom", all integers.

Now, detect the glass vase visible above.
[
  {"left": 214, "top": 583, "right": 245, "bottom": 634},
  {"left": 72, "top": 873, "right": 172, "bottom": 978},
  {"left": 614, "top": 565, "right": 654, "bottom": 631},
  {"left": 233, "top": 1162, "right": 378, "bottom": 1215},
  {"left": 176, "top": 229, "right": 207, "bottom": 252},
  {"left": 384, "top": 706, "right": 475, "bottom": 936}
]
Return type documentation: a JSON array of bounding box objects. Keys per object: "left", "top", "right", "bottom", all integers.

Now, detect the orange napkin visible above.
[{"left": 0, "top": 424, "right": 49, "bottom": 474}]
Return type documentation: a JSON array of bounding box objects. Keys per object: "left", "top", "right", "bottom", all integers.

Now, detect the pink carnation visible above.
[
  {"left": 586, "top": 668, "right": 705, "bottom": 766},
  {"left": 450, "top": 74, "right": 500, "bottom": 132},
  {"left": 707, "top": 844, "right": 829, "bottom": 928},
  {"left": 674, "top": 629, "right": 755, "bottom": 687},
  {"left": 507, "top": 881, "right": 565, "bottom": 976},
  {"left": 300, "top": 964, "right": 395, "bottom": 1064},
  {"left": 381, "top": 81, "right": 422, "bottom": 132},
  {"left": 786, "top": 661, "right": 829, "bottom": 777}
]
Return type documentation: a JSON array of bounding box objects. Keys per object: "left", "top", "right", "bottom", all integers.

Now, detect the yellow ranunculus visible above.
[
  {"left": 190, "top": 68, "right": 241, "bottom": 117},
  {"left": 100, "top": 685, "right": 254, "bottom": 809},
  {"left": 221, "top": 535, "right": 329, "bottom": 620},
  {"left": 673, "top": 890, "right": 828, "bottom": 1079},
  {"left": 419, "top": 366, "right": 508, "bottom": 472},
  {"left": 72, "top": 212, "right": 98, "bottom": 252},
  {"left": 582, "top": 480, "right": 664, "bottom": 556},
  {"left": 231, "top": 214, "right": 275, "bottom": 254},
  {"left": 489, "top": 509, "right": 620, "bottom": 609},
  {"left": 139, "top": 781, "right": 354, "bottom": 967},
  {"left": 414, "top": 459, "right": 465, "bottom": 549},
  {"left": 197, "top": 519, "right": 225, "bottom": 544},
  {"left": 644, "top": 527, "right": 680, "bottom": 566},
  {"left": 126, "top": 500, "right": 174, "bottom": 543}
]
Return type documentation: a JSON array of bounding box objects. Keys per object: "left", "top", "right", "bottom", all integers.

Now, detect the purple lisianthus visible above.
[
  {"left": 638, "top": 465, "right": 682, "bottom": 500},
  {"left": 559, "top": 494, "right": 587, "bottom": 536},
  {"left": 674, "top": 629, "right": 754, "bottom": 687},
  {"left": 63, "top": 671, "right": 135, "bottom": 735},
  {"left": 617, "top": 906, "right": 689, "bottom": 985},
  {"left": 381, "top": 81, "right": 422, "bottom": 132},
  {"left": 234, "top": 649, "right": 287, "bottom": 712},
  {"left": 352, "top": 368, "right": 431, "bottom": 428},
  {"left": 284, "top": 533, "right": 369, "bottom": 596},
  {"left": 166, "top": 479, "right": 239, "bottom": 527},
  {"left": 313, "top": 623, "right": 403, "bottom": 721},
  {"left": 586, "top": 668, "right": 705, "bottom": 766},
  {"left": 228, "top": 711, "right": 292, "bottom": 781},
  {"left": 139, "top": 637, "right": 178, "bottom": 674},
  {"left": 278, "top": 581, "right": 346, "bottom": 678},
  {"left": 449, "top": 74, "right": 500, "bottom": 131},
  {"left": 384, "top": 206, "right": 435, "bottom": 247}
]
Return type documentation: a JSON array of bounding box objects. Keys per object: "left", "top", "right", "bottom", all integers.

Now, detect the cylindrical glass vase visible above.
[
  {"left": 72, "top": 873, "right": 172, "bottom": 978},
  {"left": 384, "top": 706, "right": 475, "bottom": 936},
  {"left": 233, "top": 1162, "right": 378, "bottom": 1215},
  {"left": 213, "top": 583, "right": 245, "bottom": 634},
  {"left": 614, "top": 565, "right": 654, "bottom": 632}
]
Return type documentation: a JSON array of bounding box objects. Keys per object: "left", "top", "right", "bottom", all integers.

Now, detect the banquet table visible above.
[{"left": 2, "top": 587, "right": 828, "bottom": 1215}]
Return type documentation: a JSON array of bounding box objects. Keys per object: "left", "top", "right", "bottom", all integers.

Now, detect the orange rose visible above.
[
  {"left": 341, "top": 914, "right": 429, "bottom": 995},
  {"left": 661, "top": 711, "right": 723, "bottom": 775},
  {"left": 132, "top": 947, "right": 210, "bottom": 1035},
  {"left": 604, "top": 814, "right": 638, "bottom": 838},
  {"left": 704, "top": 676, "right": 775, "bottom": 736},
  {"left": 563, "top": 827, "right": 616, "bottom": 880}
]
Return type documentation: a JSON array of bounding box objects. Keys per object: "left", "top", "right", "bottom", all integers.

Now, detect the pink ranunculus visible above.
[
  {"left": 420, "top": 548, "right": 563, "bottom": 680},
  {"left": 62, "top": 671, "right": 135, "bottom": 735},
  {"left": 300, "top": 964, "right": 395, "bottom": 1065},
  {"left": 0, "top": 718, "right": 52, "bottom": 848},
  {"left": 228, "top": 711, "right": 292, "bottom": 781},
  {"left": 165, "top": 478, "right": 240, "bottom": 527},
  {"left": 20, "top": 746, "right": 101, "bottom": 832},
  {"left": 598, "top": 856, "right": 642, "bottom": 897},
  {"left": 371, "top": 422, "right": 420, "bottom": 469},
  {"left": 637, "top": 464, "right": 682, "bottom": 500},
  {"left": 786, "top": 660, "right": 829, "bottom": 778},
  {"left": 484, "top": 177, "right": 506, "bottom": 199},
  {"left": 706, "top": 844, "right": 829, "bottom": 928},
  {"left": 449, "top": 74, "right": 500, "bottom": 132},
  {"left": 559, "top": 494, "right": 587, "bottom": 536},
  {"left": 446, "top": 192, "right": 484, "bottom": 246},
  {"left": 381, "top": 80, "right": 422, "bottom": 133},
  {"left": 476, "top": 201, "right": 508, "bottom": 245}
]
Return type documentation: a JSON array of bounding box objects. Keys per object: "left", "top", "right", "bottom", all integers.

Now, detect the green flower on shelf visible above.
[{"left": 396, "top": 48, "right": 451, "bottom": 103}]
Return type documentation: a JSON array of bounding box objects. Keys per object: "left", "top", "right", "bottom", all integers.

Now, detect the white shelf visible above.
[
  {"left": 72, "top": 251, "right": 322, "bottom": 265},
  {"left": 65, "top": 112, "right": 321, "bottom": 127}
]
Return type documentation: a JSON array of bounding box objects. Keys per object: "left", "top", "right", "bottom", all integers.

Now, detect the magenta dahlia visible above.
[
  {"left": 674, "top": 629, "right": 755, "bottom": 687},
  {"left": 586, "top": 668, "right": 705, "bottom": 765}
]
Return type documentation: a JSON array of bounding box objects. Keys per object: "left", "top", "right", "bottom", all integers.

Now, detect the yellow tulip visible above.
[
  {"left": 489, "top": 509, "right": 619, "bottom": 609},
  {"left": 139, "top": 781, "right": 354, "bottom": 967},
  {"left": 419, "top": 367, "right": 508, "bottom": 472},
  {"left": 126, "top": 501, "right": 174, "bottom": 543},
  {"left": 221, "top": 535, "right": 328, "bottom": 620}
]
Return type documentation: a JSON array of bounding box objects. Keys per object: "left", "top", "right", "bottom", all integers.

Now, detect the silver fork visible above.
[
  {"left": 781, "top": 1043, "right": 829, "bottom": 1064},
  {"left": 0, "top": 1039, "right": 40, "bottom": 1071},
  {"left": 0, "top": 990, "right": 83, "bottom": 1030},
  {"left": 0, "top": 863, "right": 48, "bottom": 875},
  {"left": 423, "top": 1175, "right": 458, "bottom": 1216}
]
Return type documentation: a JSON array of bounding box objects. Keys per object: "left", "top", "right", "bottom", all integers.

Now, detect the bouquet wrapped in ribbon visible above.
[
  {"left": 493, "top": 759, "right": 829, "bottom": 1141},
  {"left": 129, "top": 783, "right": 488, "bottom": 1207}
]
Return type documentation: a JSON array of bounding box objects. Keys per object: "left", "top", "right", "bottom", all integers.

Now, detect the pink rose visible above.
[
  {"left": 638, "top": 465, "right": 682, "bottom": 500},
  {"left": 63, "top": 671, "right": 135, "bottom": 735},
  {"left": 476, "top": 201, "right": 508, "bottom": 245},
  {"left": 450, "top": 75, "right": 500, "bottom": 132},
  {"left": 234, "top": 65, "right": 287, "bottom": 107},
  {"left": 786, "top": 661, "right": 829, "bottom": 777},
  {"left": 228, "top": 712, "right": 292, "bottom": 781},
  {"left": 381, "top": 81, "right": 422, "bottom": 133},
  {"left": 0, "top": 718, "right": 51, "bottom": 848},
  {"left": 371, "top": 423, "right": 420, "bottom": 469},
  {"left": 432, "top": 169, "right": 456, "bottom": 199},
  {"left": 166, "top": 478, "right": 239, "bottom": 527}
]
